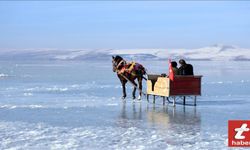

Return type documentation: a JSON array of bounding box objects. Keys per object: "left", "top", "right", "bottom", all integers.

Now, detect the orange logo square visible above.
[{"left": 228, "top": 120, "right": 250, "bottom": 147}]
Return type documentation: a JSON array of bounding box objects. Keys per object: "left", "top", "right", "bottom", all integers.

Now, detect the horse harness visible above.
[{"left": 116, "top": 60, "right": 143, "bottom": 77}]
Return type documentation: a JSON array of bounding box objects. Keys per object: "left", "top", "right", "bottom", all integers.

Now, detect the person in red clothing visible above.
[{"left": 171, "top": 61, "right": 179, "bottom": 75}]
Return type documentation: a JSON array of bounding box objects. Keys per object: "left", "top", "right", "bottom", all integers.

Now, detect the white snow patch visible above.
[
  {"left": 0, "top": 105, "right": 43, "bottom": 109},
  {"left": 23, "top": 93, "right": 33, "bottom": 96},
  {"left": 0, "top": 73, "right": 8, "bottom": 77},
  {"left": 106, "top": 103, "right": 118, "bottom": 106}
]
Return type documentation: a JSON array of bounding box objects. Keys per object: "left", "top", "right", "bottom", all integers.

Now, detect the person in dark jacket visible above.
[{"left": 178, "top": 59, "right": 194, "bottom": 75}]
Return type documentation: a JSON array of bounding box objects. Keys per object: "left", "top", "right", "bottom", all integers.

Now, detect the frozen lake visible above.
[{"left": 0, "top": 60, "right": 250, "bottom": 149}]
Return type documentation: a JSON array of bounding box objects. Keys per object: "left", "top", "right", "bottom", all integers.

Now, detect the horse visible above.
[{"left": 112, "top": 55, "right": 147, "bottom": 100}]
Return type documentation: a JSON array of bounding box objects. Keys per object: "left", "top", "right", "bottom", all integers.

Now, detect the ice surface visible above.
[{"left": 0, "top": 60, "right": 250, "bottom": 149}]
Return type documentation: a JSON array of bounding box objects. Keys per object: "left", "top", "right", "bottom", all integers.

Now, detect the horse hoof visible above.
[
  {"left": 137, "top": 95, "right": 141, "bottom": 100},
  {"left": 121, "top": 96, "right": 126, "bottom": 100},
  {"left": 132, "top": 96, "right": 136, "bottom": 100}
]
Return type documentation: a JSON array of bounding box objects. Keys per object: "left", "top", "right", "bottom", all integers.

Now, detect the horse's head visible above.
[
  {"left": 112, "top": 55, "right": 124, "bottom": 72},
  {"left": 112, "top": 56, "right": 116, "bottom": 72}
]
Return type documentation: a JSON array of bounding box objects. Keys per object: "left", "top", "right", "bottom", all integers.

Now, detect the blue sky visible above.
[{"left": 0, "top": 1, "right": 249, "bottom": 49}]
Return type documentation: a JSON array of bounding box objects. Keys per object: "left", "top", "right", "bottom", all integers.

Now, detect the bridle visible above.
[
  {"left": 113, "top": 59, "right": 126, "bottom": 72},
  {"left": 116, "top": 59, "right": 126, "bottom": 69}
]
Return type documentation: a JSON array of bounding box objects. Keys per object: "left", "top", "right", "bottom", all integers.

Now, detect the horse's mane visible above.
[{"left": 114, "top": 55, "right": 123, "bottom": 62}]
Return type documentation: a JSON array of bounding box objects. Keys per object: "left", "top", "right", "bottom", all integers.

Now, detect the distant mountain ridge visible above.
[{"left": 0, "top": 44, "right": 249, "bottom": 61}]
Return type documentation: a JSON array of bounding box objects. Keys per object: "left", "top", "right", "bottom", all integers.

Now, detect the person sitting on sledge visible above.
[
  {"left": 178, "top": 59, "right": 194, "bottom": 75},
  {"left": 171, "top": 61, "right": 179, "bottom": 75}
]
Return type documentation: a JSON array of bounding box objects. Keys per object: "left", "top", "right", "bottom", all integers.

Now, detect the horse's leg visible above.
[
  {"left": 131, "top": 80, "right": 137, "bottom": 100},
  {"left": 122, "top": 81, "right": 127, "bottom": 99},
  {"left": 137, "top": 77, "right": 143, "bottom": 100}
]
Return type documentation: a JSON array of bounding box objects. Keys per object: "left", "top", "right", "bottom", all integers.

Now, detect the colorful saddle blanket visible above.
[{"left": 126, "top": 62, "right": 145, "bottom": 74}]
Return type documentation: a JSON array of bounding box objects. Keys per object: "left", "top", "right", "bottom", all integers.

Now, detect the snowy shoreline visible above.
[{"left": 0, "top": 44, "right": 250, "bottom": 61}]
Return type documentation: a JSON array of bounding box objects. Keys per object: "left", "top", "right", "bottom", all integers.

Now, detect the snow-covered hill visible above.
[{"left": 0, "top": 44, "right": 250, "bottom": 61}]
